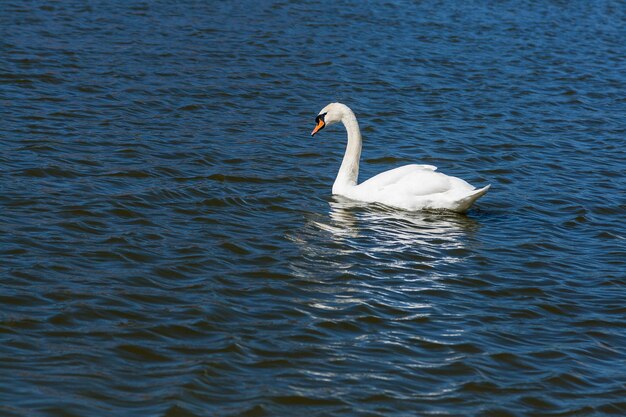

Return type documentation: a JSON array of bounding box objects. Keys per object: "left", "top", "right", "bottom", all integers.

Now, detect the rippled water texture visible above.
[{"left": 2, "top": 1, "right": 626, "bottom": 416}]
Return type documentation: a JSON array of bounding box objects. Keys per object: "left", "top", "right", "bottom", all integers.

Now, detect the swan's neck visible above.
[{"left": 333, "top": 111, "right": 362, "bottom": 195}]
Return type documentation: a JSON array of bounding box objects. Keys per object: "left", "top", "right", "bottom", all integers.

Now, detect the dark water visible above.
[{"left": 2, "top": 1, "right": 626, "bottom": 416}]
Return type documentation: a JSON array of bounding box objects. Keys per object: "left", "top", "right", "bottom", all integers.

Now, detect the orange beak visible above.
[{"left": 311, "top": 119, "right": 325, "bottom": 136}]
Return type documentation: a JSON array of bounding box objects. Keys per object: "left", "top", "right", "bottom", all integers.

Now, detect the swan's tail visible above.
[{"left": 454, "top": 185, "right": 491, "bottom": 213}]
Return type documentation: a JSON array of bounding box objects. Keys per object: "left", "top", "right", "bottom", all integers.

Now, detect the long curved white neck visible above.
[{"left": 332, "top": 109, "right": 362, "bottom": 194}]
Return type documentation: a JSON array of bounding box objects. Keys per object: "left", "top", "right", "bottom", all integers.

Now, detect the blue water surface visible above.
[{"left": 1, "top": 1, "right": 625, "bottom": 416}]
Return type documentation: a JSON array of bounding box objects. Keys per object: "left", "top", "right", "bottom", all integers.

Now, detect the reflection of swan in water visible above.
[
  {"left": 289, "top": 197, "right": 482, "bottom": 317},
  {"left": 316, "top": 196, "right": 480, "bottom": 254},
  {"left": 290, "top": 196, "right": 483, "bottom": 282},
  {"left": 285, "top": 199, "right": 477, "bottom": 358}
]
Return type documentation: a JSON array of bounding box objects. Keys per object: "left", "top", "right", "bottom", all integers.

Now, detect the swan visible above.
[{"left": 311, "top": 103, "right": 490, "bottom": 213}]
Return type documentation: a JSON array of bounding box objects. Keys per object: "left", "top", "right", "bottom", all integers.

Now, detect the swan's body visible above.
[{"left": 311, "top": 103, "right": 490, "bottom": 213}]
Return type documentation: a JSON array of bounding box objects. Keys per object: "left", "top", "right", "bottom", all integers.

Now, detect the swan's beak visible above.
[{"left": 311, "top": 119, "right": 325, "bottom": 136}]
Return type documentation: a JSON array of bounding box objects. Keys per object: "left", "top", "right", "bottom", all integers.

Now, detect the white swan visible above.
[{"left": 311, "top": 103, "right": 490, "bottom": 213}]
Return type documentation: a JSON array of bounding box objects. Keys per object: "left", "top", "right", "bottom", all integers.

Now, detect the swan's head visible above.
[{"left": 311, "top": 102, "right": 351, "bottom": 136}]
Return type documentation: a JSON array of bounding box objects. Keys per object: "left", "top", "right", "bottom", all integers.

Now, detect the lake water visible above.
[{"left": 1, "top": 1, "right": 625, "bottom": 416}]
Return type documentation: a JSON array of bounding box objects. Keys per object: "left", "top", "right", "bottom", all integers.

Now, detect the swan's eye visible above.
[{"left": 315, "top": 113, "right": 326, "bottom": 124}]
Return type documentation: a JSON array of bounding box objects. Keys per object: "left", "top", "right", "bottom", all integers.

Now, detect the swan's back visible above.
[{"left": 349, "top": 164, "right": 489, "bottom": 213}]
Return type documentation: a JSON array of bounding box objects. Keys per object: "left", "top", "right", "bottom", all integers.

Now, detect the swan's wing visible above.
[
  {"left": 380, "top": 169, "right": 456, "bottom": 196},
  {"left": 348, "top": 164, "right": 487, "bottom": 212},
  {"left": 359, "top": 164, "right": 437, "bottom": 190},
  {"left": 355, "top": 165, "right": 476, "bottom": 204}
]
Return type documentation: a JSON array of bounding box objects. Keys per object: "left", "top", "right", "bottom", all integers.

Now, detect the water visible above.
[{"left": 1, "top": 1, "right": 625, "bottom": 416}]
